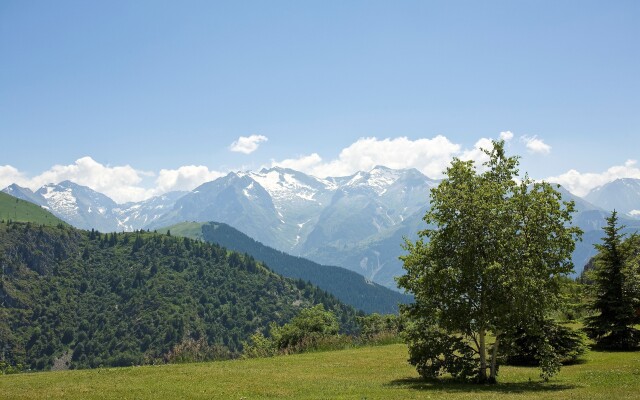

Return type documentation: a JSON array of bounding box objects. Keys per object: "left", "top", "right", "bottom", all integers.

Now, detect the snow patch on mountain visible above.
[
  {"left": 243, "top": 182, "right": 257, "bottom": 199},
  {"left": 241, "top": 167, "right": 336, "bottom": 206},
  {"left": 40, "top": 185, "right": 79, "bottom": 216}
]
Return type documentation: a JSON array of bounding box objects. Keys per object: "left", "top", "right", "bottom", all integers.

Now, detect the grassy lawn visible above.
[
  {"left": 0, "top": 192, "right": 65, "bottom": 226},
  {"left": 2, "top": 344, "right": 639, "bottom": 399}
]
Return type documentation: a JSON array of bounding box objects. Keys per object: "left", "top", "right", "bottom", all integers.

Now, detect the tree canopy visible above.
[
  {"left": 0, "top": 221, "right": 358, "bottom": 372},
  {"left": 397, "top": 140, "right": 581, "bottom": 383}
]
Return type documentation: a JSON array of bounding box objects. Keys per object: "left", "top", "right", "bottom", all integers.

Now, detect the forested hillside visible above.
[
  {"left": 0, "top": 221, "right": 358, "bottom": 371},
  {"left": 168, "top": 221, "right": 411, "bottom": 314}
]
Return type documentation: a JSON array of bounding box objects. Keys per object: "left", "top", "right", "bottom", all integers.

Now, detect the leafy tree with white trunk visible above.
[{"left": 397, "top": 140, "right": 581, "bottom": 383}]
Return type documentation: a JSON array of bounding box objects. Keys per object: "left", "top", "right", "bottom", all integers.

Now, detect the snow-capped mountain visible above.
[
  {"left": 298, "top": 166, "right": 437, "bottom": 285},
  {"left": 35, "top": 181, "right": 119, "bottom": 230},
  {"left": 4, "top": 167, "right": 640, "bottom": 289},
  {"left": 150, "top": 172, "right": 285, "bottom": 249},
  {"left": 2, "top": 181, "right": 121, "bottom": 231},
  {"left": 240, "top": 167, "right": 338, "bottom": 249},
  {"left": 113, "top": 191, "right": 188, "bottom": 231},
  {"left": 146, "top": 165, "right": 438, "bottom": 286},
  {"left": 2, "top": 182, "right": 187, "bottom": 232},
  {"left": 585, "top": 178, "right": 640, "bottom": 218}
]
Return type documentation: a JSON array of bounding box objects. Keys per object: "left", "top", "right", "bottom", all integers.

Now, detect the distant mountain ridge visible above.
[
  {"left": 585, "top": 178, "right": 640, "bottom": 218},
  {"left": 4, "top": 170, "right": 640, "bottom": 287},
  {"left": 4, "top": 182, "right": 187, "bottom": 232},
  {"left": 147, "top": 166, "right": 437, "bottom": 287}
]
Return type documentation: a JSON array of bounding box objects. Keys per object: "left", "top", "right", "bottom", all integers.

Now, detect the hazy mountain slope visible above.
[
  {"left": 553, "top": 184, "right": 604, "bottom": 214},
  {"left": 302, "top": 167, "right": 435, "bottom": 254},
  {"left": 585, "top": 178, "right": 640, "bottom": 218},
  {"left": 297, "top": 167, "right": 436, "bottom": 287},
  {"left": 551, "top": 184, "right": 640, "bottom": 273},
  {"left": 2, "top": 184, "right": 47, "bottom": 206},
  {"left": 168, "top": 221, "right": 411, "bottom": 314},
  {"left": 303, "top": 206, "right": 429, "bottom": 289},
  {"left": 150, "top": 173, "right": 285, "bottom": 249},
  {"left": 0, "top": 221, "right": 358, "bottom": 371},
  {"left": 114, "top": 191, "right": 187, "bottom": 231}
]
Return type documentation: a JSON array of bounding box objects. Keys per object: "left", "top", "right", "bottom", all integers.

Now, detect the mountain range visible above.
[{"left": 4, "top": 166, "right": 640, "bottom": 288}]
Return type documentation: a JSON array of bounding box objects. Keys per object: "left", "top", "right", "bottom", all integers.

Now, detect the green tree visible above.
[
  {"left": 584, "top": 211, "right": 640, "bottom": 349},
  {"left": 397, "top": 140, "right": 581, "bottom": 383},
  {"left": 271, "top": 304, "right": 339, "bottom": 351},
  {"left": 243, "top": 305, "right": 341, "bottom": 357}
]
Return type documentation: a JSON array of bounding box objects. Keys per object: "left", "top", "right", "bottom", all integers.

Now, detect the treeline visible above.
[
  {"left": 0, "top": 221, "right": 359, "bottom": 372},
  {"left": 243, "top": 306, "right": 402, "bottom": 358}
]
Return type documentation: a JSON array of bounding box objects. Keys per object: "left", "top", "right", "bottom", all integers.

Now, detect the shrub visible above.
[
  {"left": 357, "top": 313, "right": 402, "bottom": 345},
  {"left": 165, "top": 338, "right": 233, "bottom": 363},
  {"left": 243, "top": 305, "right": 346, "bottom": 358},
  {"left": 402, "top": 318, "right": 477, "bottom": 382},
  {"left": 242, "top": 331, "right": 277, "bottom": 359},
  {"left": 500, "top": 320, "right": 587, "bottom": 367},
  {"left": 271, "top": 304, "right": 339, "bottom": 352}
]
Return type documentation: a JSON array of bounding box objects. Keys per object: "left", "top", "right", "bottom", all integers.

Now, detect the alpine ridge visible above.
[{"left": 4, "top": 170, "right": 640, "bottom": 288}]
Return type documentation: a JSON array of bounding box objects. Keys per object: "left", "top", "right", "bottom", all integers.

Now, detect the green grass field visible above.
[
  {"left": 166, "top": 221, "right": 205, "bottom": 240},
  {"left": 0, "top": 192, "right": 65, "bottom": 226},
  {"left": 2, "top": 344, "right": 639, "bottom": 399}
]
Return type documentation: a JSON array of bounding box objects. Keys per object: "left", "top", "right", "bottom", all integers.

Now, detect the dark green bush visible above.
[{"left": 500, "top": 320, "right": 587, "bottom": 366}]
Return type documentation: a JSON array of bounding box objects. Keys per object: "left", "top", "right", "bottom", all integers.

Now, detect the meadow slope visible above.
[{"left": 2, "top": 344, "right": 639, "bottom": 399}]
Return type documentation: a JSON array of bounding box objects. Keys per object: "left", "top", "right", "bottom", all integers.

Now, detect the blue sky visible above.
[{"left": 1, "top": 1, "right": 639, "bottom": 202}]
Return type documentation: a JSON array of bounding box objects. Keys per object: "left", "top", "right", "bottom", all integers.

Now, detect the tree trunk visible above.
[
  {"left": 489, "top": 331, "right": 500, "bottom": 383},
  {"left": 478, "top": 327, "right": 487, "bottom": 382}
]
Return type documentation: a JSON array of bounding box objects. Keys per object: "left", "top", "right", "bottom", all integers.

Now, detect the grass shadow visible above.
[
  {"left": 386, "top": 377, "right": 578, "bottom": 394},
  {"left": 561, "top": 358, "right": 589, "bottom": 365},
  {"left": 588, "top": 345, "right": 640, "bottom": 353}
]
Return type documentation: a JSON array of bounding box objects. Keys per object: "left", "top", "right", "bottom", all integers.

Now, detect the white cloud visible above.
[
  {"left": 459, "top": 137, "right": 493, "bottom": 166},
  {"left": 3, "top": 157, "right": 152, "bottom": 203},
  {"left": 0, "top": 165, "right": 27, "bottom": 190},
  {"left": 546, "top": 159, "right": 640, "bottom": 197},
  {"left": 272, "top": 153, "right": 323, "bottom": 172},
  {"left": 499, "top": 131, "right": 514, "bottom": 141},
  {"left": 155, "top": 166, "right": 224, "bottom": 193},
  {"left": 271, "top": 135, "right": 498, "bottom": 179},
  {"left": 229, "top": 134, "right": 268, "bottom": 154},
  {"left": 0, "top": 157, "right": 224, "bottom": 203},
  {"left": 522, "top": 135, "right": 551, "bottom": 154},
  {"left": 2, "top": 131, "right": 580, "bottom": 204}
]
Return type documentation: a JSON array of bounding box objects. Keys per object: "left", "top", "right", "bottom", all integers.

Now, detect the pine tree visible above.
[{"left": 584, "top": 211, "right": 640, "bottom": 349}]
